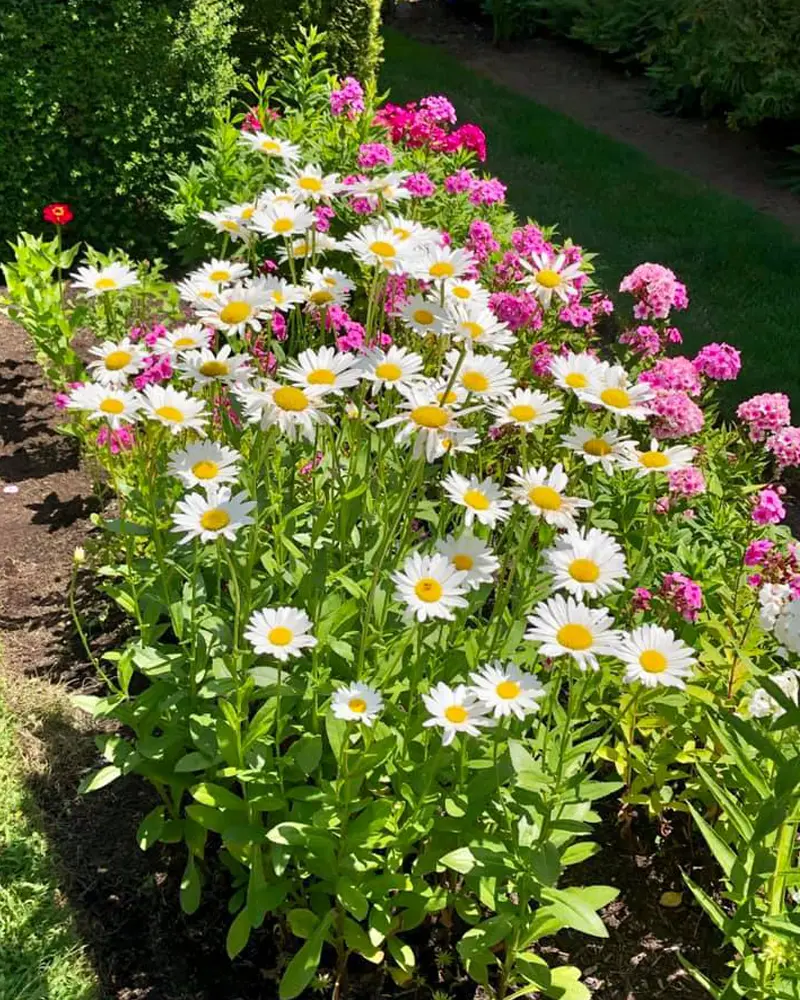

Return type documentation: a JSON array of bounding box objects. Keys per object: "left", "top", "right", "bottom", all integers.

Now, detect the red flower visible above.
[{"left": 43, "top": 202, "right": 73, "bottom": 225}]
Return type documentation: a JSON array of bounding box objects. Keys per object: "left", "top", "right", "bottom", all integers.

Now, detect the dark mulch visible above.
[{"left": 0, "top": 315, "right": 730, "bottom": 998}]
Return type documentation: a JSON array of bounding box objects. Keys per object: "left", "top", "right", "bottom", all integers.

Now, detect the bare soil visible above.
[{"left": 0, "top": 316, "right": 729, "bottom": 998}]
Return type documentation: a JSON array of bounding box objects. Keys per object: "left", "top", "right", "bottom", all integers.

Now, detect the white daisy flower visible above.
[
  {"left": 87, "top": 338, "right": 146, "bottom": 385},
  {"left": 359, "top": 346, "right": 424, "bottom": 394},
  {"left": 619, "top": 625, "right": 696, "bottom": 689},
  {"left": 550, "top": 352, "right": 607, "bottom": 393},
  {"left": 378, "top": 386, "right": 466, "bottom": 462},
  {"left": 234, "top": 381, "right": 330, "bottom": 441},
  {"left": 66, "top": 383, "right": 141, "bottom": 429},
  {"left": 352, "top": 171, "right": 411, "bottom": 205},
  {"left": 444, "top": 350, "right": 515, "bottom": 400},
  {"left": 279, "top": 346, "right": 361, "bottom": 394},
  {"left": 167, "top": 441, "right": 241, "bottom": 488},
  {"left": 445, "top": 279, "right": 491, "bottom": 310},
  {"left": 195, "top": 284, "right": 274, "bottom": 335},
  {"left": 252, "top": 201, "right": 317, "bottom": 239},
  {"left": 619, "top": 439, "right": 696, "bottom": 476},
  {"left": 277, "top": 233, "right": 340, "bottom": 262},
  {"left": 446, "top": 304, "right": 515, "bottom": 352},
  {"left": 520, "top": 251, "right": 583, "bottom": 308},
  {"left": 256, "top": 187, "right": 297, "bottom": 210},
  {"left": 188, "top": 259, "right": 251, "bottom": 286},
  {"left": 153, "top": 324, "right": 212, "bottom": 356},
  {"left": 430, "top": 426, "right": 482, "bottom": 460},
  {"left": 411, "top": 246, "right": 476, "bottom": 284},
  {"left": 239, "top": 131, "right": 300, "bottom": 162},
  {"left": 385, "top": 214, "right": 434, "bottom": 251},
  {"left": 442, "top": 471, "right": 512, "bottom": 528},
  {"left": 469, "top": 662, "right": 545, "bottom": 720},
  {"left": 544, "top": 527, "right": 627, "bottom": 600},
  {"left": 244, "top": 606, "right": 317, "bottom": 662},
  {"left": 250, "top": 275, "right": 307, "bottom": 313},
  {"left": 228, "top": 200, "right": 260, "bottom": 226},
  {"left": 490, "top": 388, "right": 563, "bottom": 432},
  {"left": 422, "top": 682, "right": 493, "bottom": 745},
  {"left": 177, "top": 345, "right": 251, "bottom": 388},
  {"left": 71, "top": 262, "right": 139, "bottom": 297},
  {"left": 303, "top": 267, "right": 354, "bottom": 308},
  {"left": 434, "top": 533, "right": 500, "bottom": 591},
  {"left": 172, "top": 485, "right": 255, "bottom": 544},
  {"left": 561, "top": 425, "right": 631, "bottom": 472},
  {"left": 525, "top": 595, "right": 620, "bottom": 671},
  {"left": 577, "top": 365, "right": 653, "bottom": 421},
  {"left": 331, "top": 684, "right": 384, "bottom": 726},
  {"left": 141, "top": 385, "right": 207, "bottom": 435},
  {"left": 281, "top": 163, "right": 342, "bottom": 202},
  {"left": 198, "top": 209, "right": 251, "bottom": 241},
  {"left": 400, "top": 294, "right": 449, "bottom": 337},
  {"left": 507, "top": 464, "right": 592, "bottom": 529},
  {"left": 392, "top": 552, "right": 469, "bottom": 623},
  {"left": 342, "top": 224, "right": 412, "bottom": 273},
  {"left": 176, "top": 278, "right": 221, "bottom": 307}
]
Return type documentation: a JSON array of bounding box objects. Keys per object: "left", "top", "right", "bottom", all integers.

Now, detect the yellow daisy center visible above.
[
  {"left": 437, "top": 390, "right": 459, "bottom": 405},
  {"left": 174, "top": 337, "right": 197, "bottom": 348},
  {"left": 565, "top": 372, "right": 588, "bottom": 389},
  {"left": 496, "top": 680, "right": 521, "bottom": 700},
  {"left": 94, "top": 277, "right": 118, "bottom": 290},
  {"left": 444, "top": 705, "right": 468, "bottom": 724},
  {"left": 429, "top": 261, "right": 455, "bottom": 278},
  {"left": 509, "top": 403, "right": 536, "bottom": 422},
  {"left": 272, "top": 218, "right": 293, "bottom": 234},
  {"left": 584, "top": 438, "right": 611, "bottom": 456},
  {"left": 307, "top": 368, "right": 336, "bottom": 385},
  {"left": 369, "top": 240, "right": 397, "bottom": 258},
  {"left": 199, "top": 360, "right": 230, "bottom": 377},
  {"left": 199, "top": 290, "right": 215, "bottom": 300},
  {"left": 528, "top": 486, "right": 562, "bottom": 511},
  {"left": 298, "top": 176, "right": 323, "bottom": 192},
  {"left": 191, "top": 460, "right": 219, "bottom": 480},
  {"left": 640, "top": 451, "right": 670, "bottom": 469},
  {"left": 309, "top": 289, "right": 335, "bottom": 305},
  {"left": 536, "top": 268, "right": 561, "bottom": 289},
  {"left": 569, "top": 558, "right": 600, "bottom": 583},
  {"left": 462, "top": 371, "right": 490, "bottom": 393},
  {"left": 600, "top": 387, "right": 631, "bottom": 409},
  {"left": 412, "top": 308, "right": 435, "bottom": 326},
  {"left": 462, "top": 321, "right": 484, "bottom": 340},
  {"left": 219, "top": 301, "right": 251, "bottom": 325},
  {"left": 104, "top": 350, "right": 132, "bottom": 371},
  {"left": 268, "top": 626, "right": 294, "bottom": 646},
  {"left": 156, "top": 405, "right": 184, "bottom": 423},
  {"left": 241, "top": 207, "right": 255, "bottom": 220},
  {"left": 392, "top": 226, "right": 412, "bottom": 240},
  {"left": 640, "top": 649, "right": 668, "bottom": 673},
  {"left": 348, "top": 697, "right": 367, "bottom": 714},
  {"left": 463, "top": 489, "right": 490, "bottom": 511},
  {"left": 260, "top": 139, "right": 281, "bottom": 153},
  {"left": 271, "top": 291, "right": 285, "bottom": 304},
  {"left": 375, "top": 362, "right": 402, "bottom": 381},
  {"left": 221, "top": 220, "right": 239, "bottom": 231},
  {"left": 323, "top": 277, "right": 338, "bottom": 286},
  {"left": 410, "top": 405, "right": 449, "bottom": 429},
  {"left": 100, "top": 398, "right": 124, "bottom": 415},
  {"left": 200, "top": 508, "right": 230, "bottom": 531},
  {"left": 414, "top": 577, "right": 444, "bottom": 603},
  {"left": 557, "top": 623, "right": 593, "bottom": 651},
  {"left": 452, "top": 286, "right": 471, "bottom": 299},
  {"left": 273, "top": 386, "right": 309, "bottom": 412},
  {"left": 452, "top": 554, "right": 473, "bottom": 571},
  {"left": 208, "top": 269, "right": 230, "bottom": 282}
]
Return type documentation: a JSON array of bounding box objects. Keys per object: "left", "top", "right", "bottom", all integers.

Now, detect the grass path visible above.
[{"left": 381, "top": 28, "right": 800, "bottom": 406}]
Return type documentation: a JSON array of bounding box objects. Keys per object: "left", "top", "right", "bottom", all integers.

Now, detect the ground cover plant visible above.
[{"left": 4, "top": 31, "right": 800, "bottom": 1000}]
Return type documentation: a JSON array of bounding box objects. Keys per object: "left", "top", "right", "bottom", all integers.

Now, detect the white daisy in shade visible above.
[
  {"left": 251, "top": 275, "right": 307, "bottom": 313},
  {"left": 442, "top": 471, "right": 512, "bottom": 528},
  {"left": 198, "top": 209, "right": 251, "bottom": 241},
  {"left": 244, "top": 606, "right": 317, "bottom": 662},
  {"left": 507, "top": 464, "right": 592, "bottom": 529},
  {"left": 385, "top": 214, "right": 433, "bottom": 251},
  {"left": 525, "top": 595, "right": 620, "bottom": 671},
  {"left": 280, "top": 347, "right": 361, "bottom": 395},
  {"left": 234, "top": 381, "right": 329, "bottom": 441},
  {"left": 434, "top": 533, "right": 500, "bottom": 591},
  {"left": 167, "top": 441, "right": 241, "bottom": 488},
  {"left": 619, "top": 625, "right": 696, "bottom": 689},
  {"left": 431, "top": 427, "right": 481, "bottom": 461},
  {"left": 331, "top": 683, "right": 384, "bottom": 726},
  {"left": 353, "top": 171, "right": 411, "bottom": 205},
  {"left": 392, "top": 552, "right": 469, "bottom": 623},
  {"left": 520, "top": 251, "right": 583, "bottom": 308},
  {"left": 550, "top": 352, "right": 607, "bottom": 394},
  {"left": 445, "top": 278, "right": 491, "bottom": 310},
  {"left": 400, "top": 295, "right": 449, "bottom": 337},
  {"left": 153, "top": 324, "right": 211, "bottom": 356},
  {"left": 430, "top": 377, "right": 468, "bottom": 408},
  {"left": 378, "top": 386, "right": 466, "bottom": 462},
  {"left": 189, "top": 259, "right": 251, "bottom": 286},
  {"left": 544, "top": 527, "right": 627, "bottom": 600},
  {"left": 577, "top": 364, "right": 653, "bottom": 421},
  {"left": 257, "top": 187, "right": 297, "bottom": 210},
  {"left": 422, "top": 682, "right": 493, "bottom": 745},
  {"left": 87, "top": 338, "right": 146, "bottom": 385},
  {"left": 445, "top": 350, "right": 515, "bottom": 400},
  {"left": 446, "top": 304, "right": 515, "bottom": 352},
  {"left": 359, "top": 346, "right": 424, "bottom": 394},
  {"left": 195, "top": 284, "right": 274, "bottom": 335},
  {"left": 240, "top": 131, "right": 300, "bottom": 161},
  {"left": 490, "top": 388, "right": 563, "bottom": 433},
  {"left": 71, "top": 262, "right": 139, "bottom": 297},
  {"left": 281, "top": 163, "right": 341, "bottom": 202},
  {"left": 619, "top": 439, "right": 696, "bottom": 477},
  {"left": 342, "top": 224, "right": 412, "bottom": 273},
  {"left": 469, "top": 662, "right": 545, "bottom": 720},
  {"left": 228, "top": 200, "right": 260, "bottom": 226},
  {"left": 172, "top": 485, "right": 255, "bottom": 544},
  {"left": 66, "top": 383, "right": 141, "bottom": 429},
  {"left": 277, "top": 233, "right": 339, "bottom": 262},
  {"left": 141, "top": 385, "right": 207, "bottom": 435},
  {"left": 177, "top": 345, "right": 251, "bottom": 388},
  {"left": 303, "top": 267, "right": 354, "bottom": 308},
  {"left": 176, "top": 278, "right": 221, "bottom": 307},
  {"left": 252, "top": 201, "right": 316, "bottom": 239},
  {"left": 561, "top": 425, "right": 631, "bottom": 472},
  {"left": 411, "top": 246, "right": 476, "bottom": 284}
]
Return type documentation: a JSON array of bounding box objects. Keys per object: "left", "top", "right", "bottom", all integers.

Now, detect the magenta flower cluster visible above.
[
  {"left": 650, "top": 390, "right": 704, "bottom": 439},
  {"left": 620, "top": 324, "right": 682, "bottom": 357},
  {"left": 639, "top": 356, "right": 702, "bottom": 396},
  {"left": 357, "top": 143, "right": 394, "bottom": 169},
  {"left": 736, "top": 392, "right": 791, "bottom": 443},
  {"left": 330, "top": 77, "right": 365, "bottom": 118},
  {"left": 752, "top": 487, "right": 786, "bottom": 526},
  {"left": 660, "top": 572, "right": 703, "bottom": 623},
  {"left": 620, "top": 263, "right": 689, "bottom": 320},
  {"left": 693, "top": 342, "right": 741, "bottom": 381},
  {"left": 375, "top": 100, "right": 487, "bottom": 161}
]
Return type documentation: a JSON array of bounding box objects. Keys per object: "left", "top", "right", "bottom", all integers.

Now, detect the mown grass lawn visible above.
[{"left": 381, "top": 28, "right": 800, "bottom": 406}]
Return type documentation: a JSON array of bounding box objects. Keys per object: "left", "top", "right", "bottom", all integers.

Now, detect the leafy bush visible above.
[{"left": 6, "top": 39, "right": 800, "bottom": 1000}]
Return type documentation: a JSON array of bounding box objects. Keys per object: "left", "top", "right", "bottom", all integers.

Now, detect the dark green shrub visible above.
[{"left": 0, "top": 0, "right": 241, "bottom": 258}]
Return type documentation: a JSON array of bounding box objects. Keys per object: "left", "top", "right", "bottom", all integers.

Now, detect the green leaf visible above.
[
  {"left": 288, "top": 908, "right": 318, "bottom": 939},
  {"left": 539, "top": 887, "right": 609, "bottom": 938},
  {"left": 78, "top": 764, "right": 121, "bottom": 794},
  {"left": 687, "top": 804, "right": 736, "bottom": 880},
  {"left": 226, "top": 908, "right": 252, "bottom": 959},
  {"left": 287, "top": 734, "right": 323, "bottom": 776},
  {"left": 549, "top": 965, "right": 591, "bottom": 1000},
  {"left": 279, "top": 911, "right": 334, "bottom": 1000},
  {"left": 387, "top": 936, "right": 415, "bottom": 972},
  {"left": 697, "top": 765, "right": 753, "bottom": 841},
  {"left": 180, "top": 855, "right": 202, "bottom": 915},
  {"left": 440, "top": 846, "right": 477, "bottom": 874},
  {"left": 175, "top": 751, "right": 214, "bottom": 773},
  {"left": 336, "top": 877, "right": 368, "bottom": 921},
  {"left": 136, "top": 806, "right": 165, "bottom": 851},
  {"left": 325, "top": 712, "right": 347, "bottom": 762},
  {"left": 343, "top": 918, "right": 383, "bottom": 963},
  {"left": 191, "top": 782, "right": 246, "bottom": 811}
]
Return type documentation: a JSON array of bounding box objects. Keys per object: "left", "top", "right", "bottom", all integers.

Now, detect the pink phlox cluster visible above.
[
  {"left": 650, "top": 390, "right": 704, "bottom": 439},
  {"left": 511, "top": 224, "right": 551, "bottom": 259},
  {"left": 330, "top": 77, "right": 365, "bottom": 118},
  {"left": 468, "top": 177, "right": 506, "bottom": 206},
  {"left": 667, "top": 466, "right": 706, "bottom": 497},
  {"left": 326, "top": 304, "right": 367, "bottom": 352},
  {"left": 736, "top": 393, "right": 791, "bottom": 443},
  {"left": 660, "top": 572, "right": 703, "bottom": 623},
  {"left": 693, "top": 342, "right": 741, "bottom": 381},
  {"left": 744, "top": 539, "right": 800, "bottom": 594},
  {"left": 490, "top": 291, "right": 543, "bottom": 333},
  {"left": 639, "top": 356, "right": 702, "bottom": 396},
  {"left": 271, "top": 312, "right": 287, "bottom": 343},
  {"left": 420, "top": 95, "right": 457, "bottom": 124},
  {"left": 402, "top": 172, "right": 437, "bottom": 198},
  {"left": 632, "top": 588, "right": 653, "bottom": 612},
  {"left": 444, "top": 169, "right": 475, "bottom": 195},
  {"left": 55, "top": 380, "right": 83, "bottom": 409},
  {"left": 314, "top": 205, "right": 335, "bottom": 233},
  {"left": 529, "top": 340, "right": 554, "bottom": 376},
  {"left": 212, "top": 388, "right": 242, "bottom": 431},
  {"left": 374, "top": 100, "right": 486, "bottom": 160},
  {"left": 384, "top": 274, "right": 409, "bottom": 315},
  {"left": 357, "top": 143, "right": 394, "bottom": 169},
  {"left": 133, "top": 354, "right": 173, "bottom": 390},
  {"left": 96, "top": 425, "right": 135, "bottom": 454},
  {"left": 466, "top": 220, "right": 500, "bottom": 264},
  {"left": 767, "top": 426, "right": 800, "bottom": 470},
  {"left": 752, "top": 487, "right": 786, "bottom": 526},
  {"left": 619, "top": 262, "right": 689, "bottom": 320},
  {"left": 299, "top": 452, "right": 324, "bottom": 476}
]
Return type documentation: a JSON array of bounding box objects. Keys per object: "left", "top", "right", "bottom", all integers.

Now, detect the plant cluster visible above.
[{"left": 4, "top": 37, "right": 800, "bottom": 1000}]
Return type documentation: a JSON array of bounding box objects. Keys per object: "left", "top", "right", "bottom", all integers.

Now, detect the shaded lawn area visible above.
[{"left": 381, "top": 28, "right": 800, "bottom": 407}]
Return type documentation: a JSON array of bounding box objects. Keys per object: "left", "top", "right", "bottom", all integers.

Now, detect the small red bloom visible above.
[{"left": 43, "top": 202, "right": 73, "bottom": 225}]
